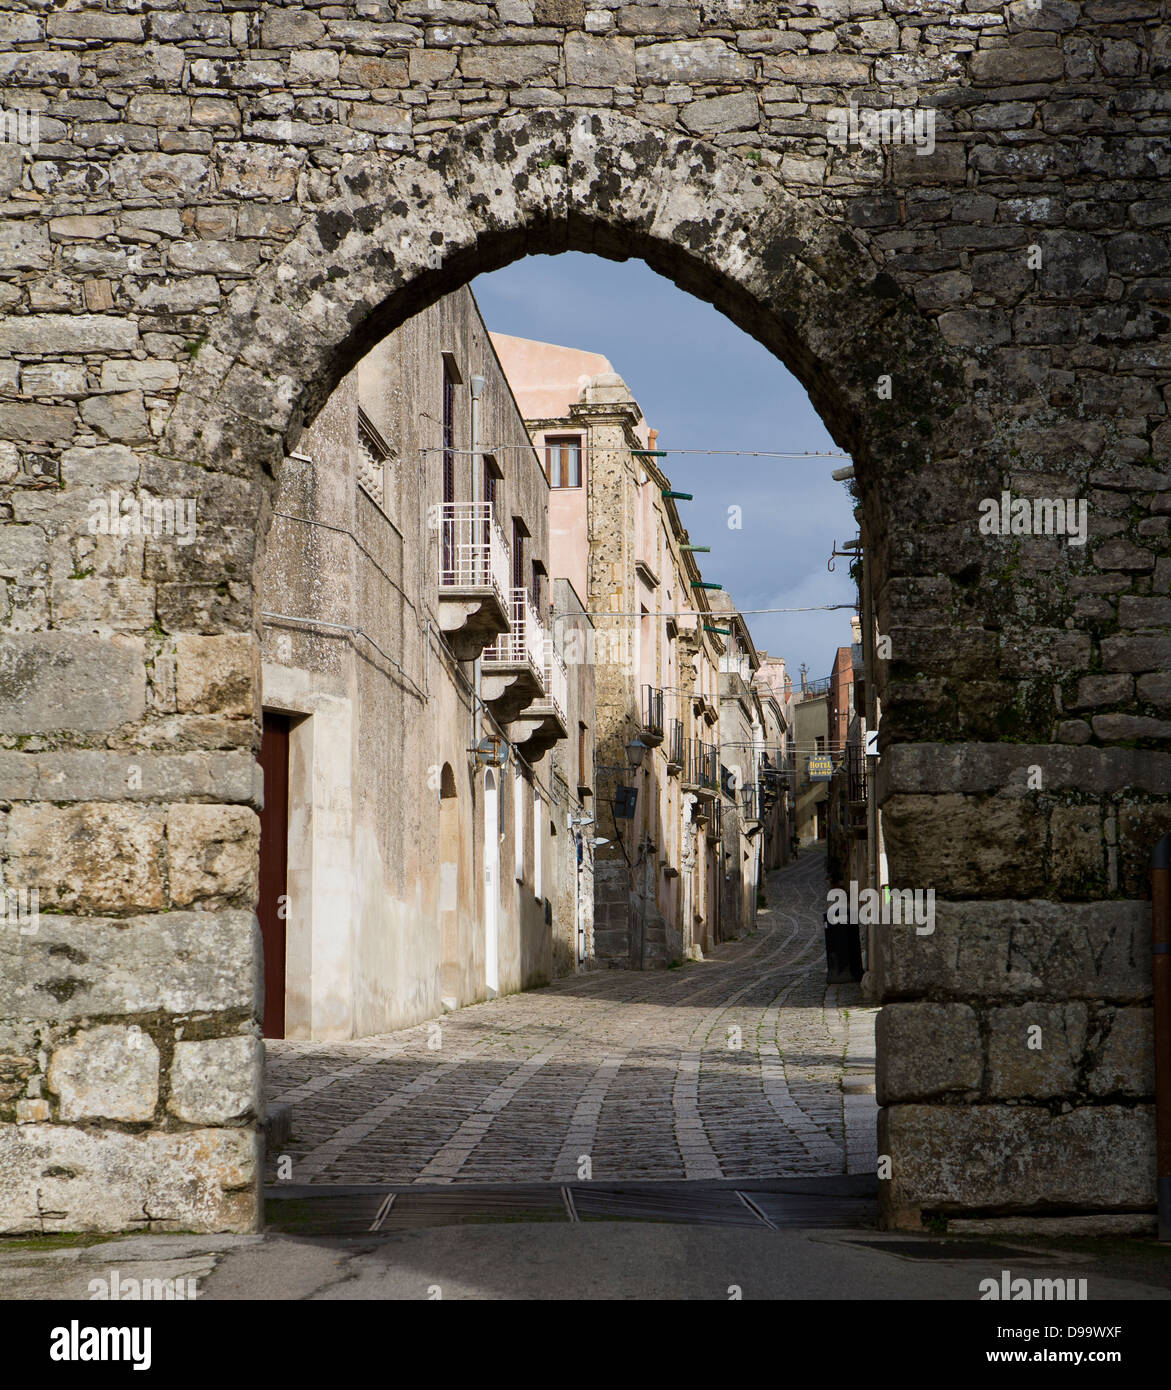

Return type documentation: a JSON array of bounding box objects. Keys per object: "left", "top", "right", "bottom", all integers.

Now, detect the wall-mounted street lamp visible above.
[{"left": 625, "top": 736, "right": 648, "bottom": 770}]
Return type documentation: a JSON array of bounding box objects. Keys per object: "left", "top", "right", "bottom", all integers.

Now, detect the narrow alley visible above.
[{"left": 263, "top": 851, "right": 877, "bottom": 1188}]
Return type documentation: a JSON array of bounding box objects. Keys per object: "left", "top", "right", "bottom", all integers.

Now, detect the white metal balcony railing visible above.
[
  {"left": 484, "top": 587, "right": 547, "bottom": 683},
  {"left": 542, "top": 639, "right": 568, "bottom": 724},
  {"left": 439, "top": 502, "right": 510, "bottom": 612}
]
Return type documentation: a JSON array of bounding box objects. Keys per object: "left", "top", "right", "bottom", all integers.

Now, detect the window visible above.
[
  {"left": 545, "top": 435, "right": 583, "bottom": 488},
  {"left": 531, "top": 562, "right": 542, "bottom": 614},
  {"left": 578, "top": 722, "right": 588, "bottom": 788}
]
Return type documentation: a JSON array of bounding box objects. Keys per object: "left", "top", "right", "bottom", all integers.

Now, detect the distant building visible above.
[
  {"left": 793, "top": 681, "right": 831, "bottom": 844},
  {"left": 713, "top": 592, "right": 769, "bottom": 939},
  {"left": 494, "top": 333, "right": 726, "bottom": 965},
  {"left": 753, "top": 653, "right": 795, "bottom": 872}
]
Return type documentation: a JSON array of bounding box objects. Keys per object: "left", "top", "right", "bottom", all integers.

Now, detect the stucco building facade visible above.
[{"left": 258, "top": 288, "right": 584, "bottom": 1040}]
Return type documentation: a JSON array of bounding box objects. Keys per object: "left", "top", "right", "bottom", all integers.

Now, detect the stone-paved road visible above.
[{"left": 264, "top": 849, "right": 878, "bottom": 1186}]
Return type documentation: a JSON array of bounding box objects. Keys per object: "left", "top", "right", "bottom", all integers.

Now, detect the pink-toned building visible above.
[{"left": 493, "top": 333, "right": 729, "bottom": 964}]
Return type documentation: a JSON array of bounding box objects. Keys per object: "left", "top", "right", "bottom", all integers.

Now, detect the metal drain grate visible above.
[
  {"left": 265, "top": 1193, "right": 386, "bottom": 1236},
  {"left": 379, "top": 1186, "right": 569, "bottom": 1230},
  {"left": 572, "top": 1184, "right": 763, "bottom": 1227},
  {"left": 264, "top": 1178, "right": 878, "bottom": 1235}
]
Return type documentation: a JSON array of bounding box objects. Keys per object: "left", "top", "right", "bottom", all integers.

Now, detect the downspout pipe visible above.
[{"left": 1153, "top": 833, "right": 1171, "bottom": 1240}]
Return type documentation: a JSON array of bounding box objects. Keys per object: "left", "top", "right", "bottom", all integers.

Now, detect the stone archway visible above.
[{"left": 2, "top": 41, "right": 1166, "bottom": 1235}]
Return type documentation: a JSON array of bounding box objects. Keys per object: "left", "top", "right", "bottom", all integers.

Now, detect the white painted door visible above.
[{"left": 484, "top": 770, "right": 499, "bottom": 993}]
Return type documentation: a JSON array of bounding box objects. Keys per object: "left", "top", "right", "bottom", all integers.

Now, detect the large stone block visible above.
[
  {"left": 566, "top": 33, "right": 635, "bottom": 87},
  {"left": 6, "top": 803, "right": 166, "bottom": 913},
  {"left": 0, "top": 1125, "right": 260, "bottom": 1234},
  {"left": 618, "top": 5, "right": 698, "bottom": 36},
  {"left": 882, "top": 793, "right": 1044, "bottom": 896},
  {"left": 0, "top": 633, "right": 145, "bottom": 735},
  {"left": 880, "top": 1104, "right": 1154, "bottom": 1220},
  {"left": 0, "top": 910, "right": 260, "bottom": 1021},
  {"left": 166, "top": 804, "right": 260, "bottom": 908},
  {"left": 636, "top": 39, "right": 753, "bottom": 84},
  {"left": 168, "top": 1035, "right": 262, "bottom": 1125},
  {"left": 79, "top": 390, "right": 150, "bottom": 444},
  {"left": 1048, "top": 804, "right": 1106, "bottom": 895},
  {"left": 876, "top": 1003, "right": 982, "bottom": 1103},
  {"left": 971, "top": 46, "right": 1064, "bottom": 85},
  {"left": 0, "top": 403, "right": 76, "bottom": 443},
  {"left": 0, "top": 222, "right": 51, "bottom": 271},
  {"left": 878, "top": 742, "right": 1171, "bottom": 799},
  {"left": 110, "top": 153, "right": 212, "bottom": 200},
  {"left": 174, "top": 633, "right": 258, "bottom": 717},
  {"left": 681, "top": 92, "right": 759, "bottom": 135},
  {"left": 47, "top": 1025, "right": 160, "bottom": 1122},
  {"left": 0, "top": 314, "right": 139, "bottom": 356},
  {"left": 874, "top": 900, "right": 1150, "bottom": 1004},
  {"left": 0, "top": 750, "right": 260, "bottom": 806},
  {"left": 216, "top": 144, "right": 302, "bottom": 201},
  {"left": 460, "top": 45, "right": 558, "bottom": 83},
  {"left": 47, "top": 11, "right": 143, "bottom": 39},
  {"left": 1088, "top": 1007, "right": 1154, "bottom": 1098},
  {"left": 984, "top": 1003, "right": 1087, "bottom": 1099}
]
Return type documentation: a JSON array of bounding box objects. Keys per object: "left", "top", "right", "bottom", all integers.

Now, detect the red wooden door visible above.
[{"left": 258, "top": 711, "right": 290, "bottom": 1039}]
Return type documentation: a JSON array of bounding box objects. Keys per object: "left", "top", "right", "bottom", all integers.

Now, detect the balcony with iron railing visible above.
[
  {"left": 437, "top": 501, "right": 511, "bottom": 659},
  {"left": 641, "top": 685, "right": 664, "bottom": 746},
  {"left": 683, "top": 738, "right": 719, "bottom": 799},
  {"left": 508, "top": 636, "right": 569, "bottom": 757},
  {"left": 481, "top": 587, "right": 547, "bottom": 721},
  {"left": 666, "top": 718, "right": 685, "bottom": 772}
]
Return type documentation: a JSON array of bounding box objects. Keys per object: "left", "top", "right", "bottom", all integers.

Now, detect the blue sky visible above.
[{"left": 473, "top": 252, "right": 858, "bottom": 683}]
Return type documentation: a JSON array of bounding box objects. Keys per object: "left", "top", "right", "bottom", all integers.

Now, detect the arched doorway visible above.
[{"left": 8, "top": 99, "right": 1159, "bottom": 1235}]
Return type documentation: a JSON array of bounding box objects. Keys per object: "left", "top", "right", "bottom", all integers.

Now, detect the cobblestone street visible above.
[{"left": 264, "top": 850, "right": 877, "bottom": 1186}]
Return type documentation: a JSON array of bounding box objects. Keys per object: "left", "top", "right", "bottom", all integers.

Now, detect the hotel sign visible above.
[{"left": 808, "top": 754, "right": 834, "bottom": 781}]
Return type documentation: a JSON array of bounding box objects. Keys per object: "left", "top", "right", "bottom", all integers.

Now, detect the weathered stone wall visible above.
[{"left": 0, "top": 1, "right": 1167, "bottom": 1231}]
